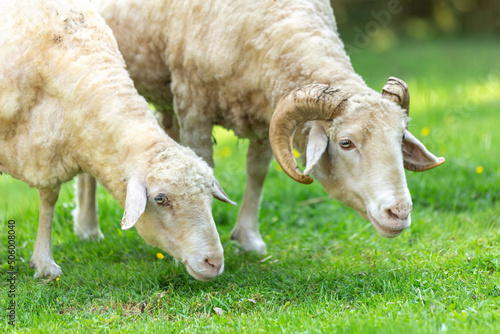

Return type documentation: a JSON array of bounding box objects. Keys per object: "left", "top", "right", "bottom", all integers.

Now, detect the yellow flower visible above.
[
  {"left": 421, "top": 127, "right": 430, "bottom": 137},
  {"left": 221, "top": 146, "right": 232, "bottom": 157},
  {"left": 156, "top": 253, "right": 164, "bottom": 260},
  {"left": 293, "top": 149, "right": 300, "bottom": 158},
  {"left": 475, "top": 166, "right": 484, "bottom": 174},
  {"left": 56, "top": 277, "right": 60, "bottom": 281}
]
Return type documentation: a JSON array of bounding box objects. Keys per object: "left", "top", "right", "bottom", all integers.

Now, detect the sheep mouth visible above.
[
  {"left": 183, "top": 261, "right": 217, "bottom": 281},
  {"left": 368, "top": 213, "right": 404, "bottom": 239}
]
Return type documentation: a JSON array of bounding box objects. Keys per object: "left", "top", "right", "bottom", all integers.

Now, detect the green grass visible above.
[{"left": 1, "top": 37, "right": 500, "bottom": 333}]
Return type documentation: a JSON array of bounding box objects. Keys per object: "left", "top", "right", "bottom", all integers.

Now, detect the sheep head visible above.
[
  {"left": 270, "top": 78, "right": 444, "bottom": 238},
  {"left": 120, "top": 146, "right": 235, "bottom": 281}
]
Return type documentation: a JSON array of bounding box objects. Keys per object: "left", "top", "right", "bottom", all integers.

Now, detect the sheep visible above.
[
  {"left": 91, "top": 0, "right": 445, "bottom": 255},
  {"left": 0, "top": 0, "right": 235, "bottom": 280}
]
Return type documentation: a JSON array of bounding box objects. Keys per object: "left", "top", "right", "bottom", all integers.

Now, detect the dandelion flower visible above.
[
  {"left": 156, "top": 253, "right": 164, "bottom": 260},
  {"left": 221, "top": 146, "right": 232, "bottom": 157},
  {"left": 475, "top": 166, "right": 484, "bottom": 174},
  {"left": 56, "top": 277, "right": 60, "bottom": 281},
  {"left": 293, "top": 149, "right": 300, "bottom": 158},
  {"left": 421, "top": 127, "right": 430, "bottom": 137}
]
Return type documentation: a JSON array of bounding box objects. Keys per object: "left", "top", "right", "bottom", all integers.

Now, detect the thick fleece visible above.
[
  {"left": 94, "top": 0, "right": 443, "bottom": 254},
  {"left": 94, "top": 0, "right": 368, "bottom": 138},
  {"left": 0, "top": 0, "right": 228, "bottom": 280}
]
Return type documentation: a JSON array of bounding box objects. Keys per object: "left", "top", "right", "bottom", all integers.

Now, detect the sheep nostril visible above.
[
  {"left": 205, "top": 258, "right": 215, "bottom": 268},
  {"left": 205, "top": 258, "right": 222, "bottom": 272},
  {"left": 387, "top": 208, "right": 410, "bottom": 221},
  {"left": 387, "top": 209, "right": 405, "bottom": 221}
]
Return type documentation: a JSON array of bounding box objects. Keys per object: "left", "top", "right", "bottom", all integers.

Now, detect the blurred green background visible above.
[{"left": 332, "top": 0, "right": 499, "bottom": 53}]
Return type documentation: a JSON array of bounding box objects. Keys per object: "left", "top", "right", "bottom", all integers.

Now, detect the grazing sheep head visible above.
[
  {"left": 120, "top": 146, "right": 235, "bottom": 281},
  {"left": 270, "top": 78, "right": 445, "bottom": 238}
]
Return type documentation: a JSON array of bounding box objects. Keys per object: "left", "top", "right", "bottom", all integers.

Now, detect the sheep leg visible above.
[
  {"left": 160, "top": 108, "right": 181, "bottom": 143},
  {"left": 73, "top": 174, "right": 103, "bottom": 240},
  {"left": 30, "top": 188, "right": 63, "bottom": 278},
  {"left": 0, "top": 164, "right": 15, "bottom": 177},
  {"left": 0, "top": 163, "right": 8, "bottom": 174},
  {"left": 231, "top": 138, "right": 273, "bottom": 254},
  {"left": 180, "top": 118, "right": 215, "bottom": 167}
]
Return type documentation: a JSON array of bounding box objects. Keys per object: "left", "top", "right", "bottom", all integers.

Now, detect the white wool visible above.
[
  {"left": 0, "top": 0, "right": 227, "bottom": 280},
  {"left": 94, "top": 0, "right": 441, "bottom": 252},
  {"left": 94, "top": 0, "right": 369, "bottom": 138}
]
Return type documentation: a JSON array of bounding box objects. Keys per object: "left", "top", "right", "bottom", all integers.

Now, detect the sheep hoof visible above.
[
  {"left": 231, "top": 229, "right": 267, "bottom": 255},
  {"left": 74, "top": 226, "right": 104, "bottom": 241},
  {"left": 30, "top": 258, "right": 62, "bottom": 279},
  {"left": 72, "top": 207, "right": 104, "bottom": 241}
]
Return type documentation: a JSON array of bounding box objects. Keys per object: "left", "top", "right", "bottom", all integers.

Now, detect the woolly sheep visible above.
[
  {"left": 0, "top": 0, "right": 235, "bottom": 280},
  {"left": 92, "top": 0, "right": 445, "bottom": 254}
]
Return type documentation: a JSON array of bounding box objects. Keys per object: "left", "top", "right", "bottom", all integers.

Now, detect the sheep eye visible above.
[
  {"left": 154, "top": 194, "right": 170, "bottom": 206},
  {"left": 402, "top": 132, "right": 406, "bottom": 141},
  {"left": 339, "top": 139, "right": 355, "bottom": 150}
]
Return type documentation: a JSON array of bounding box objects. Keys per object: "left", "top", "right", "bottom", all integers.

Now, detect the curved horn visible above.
[
  {"left": 382, "top": 77, "right": 410, "bottom": 116},
  {"left": 269, "top": 84, "right": 349, "bottom": 184}
]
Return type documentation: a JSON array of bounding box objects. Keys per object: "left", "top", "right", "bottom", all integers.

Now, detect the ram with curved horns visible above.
[
  {"left": 271, "top": 79, "right": 444, "bottom": 240},
  {"left": 88, "top": 0, "right": 445, "bottom": 254}
]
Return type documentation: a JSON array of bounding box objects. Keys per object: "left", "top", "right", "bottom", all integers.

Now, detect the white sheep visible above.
[
  {"left": 0, "top": 0, "right": 235, "bottom": 280},
  {"left": 92, "top": 0, "right": 445, "bottom": 254}
]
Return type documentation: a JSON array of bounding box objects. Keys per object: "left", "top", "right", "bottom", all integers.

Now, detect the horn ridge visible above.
[
  {"left": 269, "top": 84, "right": 349, "bottom": 184},
  {"left": 382, "top": 77, "right": 410, "bottom": 115}
]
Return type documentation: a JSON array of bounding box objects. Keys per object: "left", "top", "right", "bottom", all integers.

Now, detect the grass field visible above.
[{"left": 1, "top": 37, "right": 499, "bottom": 333}]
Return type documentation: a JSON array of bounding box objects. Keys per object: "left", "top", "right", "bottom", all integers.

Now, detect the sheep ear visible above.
[
  {"left": 212, "top": 178, "right": 237, "bottom": 206},
  {"left": 403, "top": 131, "right": 445, "bottom": 172},
  {"left": 304, "top": 123, "right": 329, "bottom": 176},
  {"left": 121, "top": 175, "right": 147, "bottom": 230}
]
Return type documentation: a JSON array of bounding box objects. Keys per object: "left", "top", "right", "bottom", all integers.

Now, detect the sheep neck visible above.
[{"left": 74, "top": 84, "right": 173, "bottom": 208}]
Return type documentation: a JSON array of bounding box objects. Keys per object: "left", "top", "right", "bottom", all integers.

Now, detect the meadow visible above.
[{"left": 1, "top": 37, "right": 499, "bottom": 333}]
